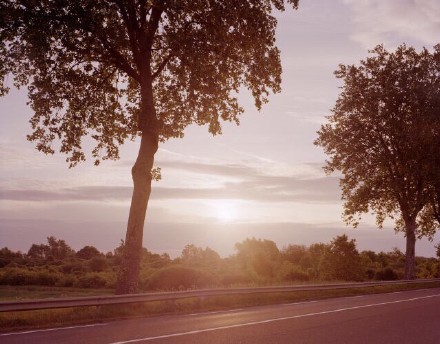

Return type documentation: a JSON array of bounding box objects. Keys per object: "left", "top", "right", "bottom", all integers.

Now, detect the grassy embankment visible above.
[{"left": 1, "top": 281, "right": 440, "bottom": 332}]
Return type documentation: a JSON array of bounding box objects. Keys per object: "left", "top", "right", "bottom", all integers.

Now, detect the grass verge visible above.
[
  {"left": 0, "top": 285, "right": 113, "bottom": 301},
  {"left": 1, "top": 281, "right": 439, "bottom": 333}
]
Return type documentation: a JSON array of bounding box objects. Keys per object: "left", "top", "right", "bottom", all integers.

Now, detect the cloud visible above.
[
  {"left": 1, "top": 218, "right": 439, "bottom": 258},
  {"left": 344, "top": 0, "right": 440, "bottom": 48},
  {"left": 0, "top": 186, "right": 132, "bottom": 202},
  {"left": 0, "top": 160, "right": 341, "bottom": 204}
]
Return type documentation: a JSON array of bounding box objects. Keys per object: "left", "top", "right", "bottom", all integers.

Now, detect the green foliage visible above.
[
  {"left": 27, "top": 237, "right": 74, "bottom": 261},
  {"left": 281, "top": 244, "right": 307, "bottom": 265},
  {"left": 320, "top": 235, "right": 365, "bottom": 281},
  {"left": 181, "top": 244, "right": 221, "bottom": 268},
  {"left": 235, "top": 238, "right": 281, "bottom": 278},
  {"left": 315, "top": 44, "right": 440, "bottom": 235},
  {"left": 146, "top": 266, "right": 218, "bottom": 291},
  {"left": 2, "top": 233, "right": 439, "bottom": 291},
  {"left": 315, "top": 44, "right": 440, "bottom": 279},
  {"left": 88, "top": 256, "right": 108, "bottom": 272},
  {"left": 75, "top": 273, "right": 109, "bottom": 289},
  {"left": 1, "top": 0, "right": 299, "bottom": 165},
  {"left": 76, "top": 246, "right": 101, "bottom": 260},
  {"left": 375, "top": 268, "right": 399, "bottom": 281},
  {"left": 0, "top": 247, "right": 23, "bottom": 268},
  {"left": 275, "top": 261, "right": 309, "bottom": 282},
  {"left": 0, "top": 267, "right": 61, "bottom": 286}
]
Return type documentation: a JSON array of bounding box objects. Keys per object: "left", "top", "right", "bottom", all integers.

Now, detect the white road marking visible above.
[
  {"left": 186, "top": 308, "right": 244, "bottom": 316},
  {"left": 109, "top": 293, "right": 440, "bottom": 344},
  {"left": 0, "top": 323, "right": 108, "bottom": 336},
  {"left": 283, "top": 300, "right": 318, "bottom": 306}
]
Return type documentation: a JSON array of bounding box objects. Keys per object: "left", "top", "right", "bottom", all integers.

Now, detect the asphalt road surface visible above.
[{"left": 2, "top": 288, "right": 440, "bottom": 344}]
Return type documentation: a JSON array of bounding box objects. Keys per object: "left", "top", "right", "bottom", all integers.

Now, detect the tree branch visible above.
[{"left": 152, "top": 53, "right": 174, "bottom": 79}]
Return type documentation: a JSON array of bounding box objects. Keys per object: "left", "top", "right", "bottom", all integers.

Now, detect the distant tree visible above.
[
  {"left": 27, "top": 244, "right": 49, "bottom": 260},
  {"left": 46, "top": 236, "right": 75, "bottom": 260},
  {"left": 27, "top": 237, "right": 74, "bottom": 261},
  {"left": 300, "top": 243, "right": 328, "bottom": 278},
  {"left": 281, "top": 244, "right": 307, "bottom": 265},
  {"left": 321, "top": 235, "right": 364, "bottom": 281},
  {"left": 315, "top": 44, "right": 440, "bottom": 279},
  {"left": 0, "top": 247, "right": 23, "bottom": 267},
  {"left": 181, "top": 244, "right": 203, "bottom": 262},
  {"left": 1, "top": 0, "right": 299, "bottom": 294},
  {"left": 140, "top": 247, "right": 171, "bottom": 269},
  {"left": 76, "top": 246, "right": 102, "bottom": 260},
  {"left": 235, "top": 238, "right": 280, "bottom": 278},
  {"left": 436, "top": 243, "right": 440, "bottom": 259},
  {"left": 181, "top": 244, "right": 221, "bottom": 268}
]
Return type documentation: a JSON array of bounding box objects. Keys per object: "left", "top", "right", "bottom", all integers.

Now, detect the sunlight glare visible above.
[{"left": 214, "top": 200, "right": 239, "bottom": 223}]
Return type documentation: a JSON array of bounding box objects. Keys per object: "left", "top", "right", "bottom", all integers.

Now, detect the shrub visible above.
[
  {"left": 0, "top": 268, "right": 30, "bottom": 285},
  {"left": 76, "top": 246, "right": 101, "bottom": 260},
  {"left": 276, "top": 262, "right": 310, "bottom": 282},
  {"left": 375, "top": 268, "right": 398, "bottom": 281},
  {"left": 61, "top": 261, "right": 86, "bottom": 274},
  {"left": 0, "top": 258, "right": 11, "bottom": 268},
  {"left": 88, "top": 256, "right": 108, "bottom": 272},
  {"left": 147, "top": 266, "right": 218, "bottom": 291},
  {"left": 221, "top": 273, "right": 254, "bottom": 287},
  {"left": 35, "top": 270, "right": 60, "bottom": 286},
  {"left": 57, "top": 275, "right": 76, "bottom": 287},
  {"left": 74, "top": 273, "right": 107, "bottom": 288}
]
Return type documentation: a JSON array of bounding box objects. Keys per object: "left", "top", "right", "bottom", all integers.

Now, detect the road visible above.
[{"left": 1, "top": 288, "right": 439, "bottom": 344}]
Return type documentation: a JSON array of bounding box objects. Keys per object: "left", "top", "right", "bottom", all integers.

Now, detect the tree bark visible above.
[
  {"left": 404, "top": 218, "right": 417, "bottom": 280},
  {"left": 115, "top": 131, "right": 158, "bottom": 294}
]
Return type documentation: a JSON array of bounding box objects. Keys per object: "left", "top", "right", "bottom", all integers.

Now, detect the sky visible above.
[{"left": 1, "top": 0, "right": 440, "bottom": 258}]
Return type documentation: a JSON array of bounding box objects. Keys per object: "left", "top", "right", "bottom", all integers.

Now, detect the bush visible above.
[
  {"left": 365, "top": 268, "right": 376, "bottom": 280},
  {"left": 76, "top": 246, "right": 101, "bottom": 260},
  {"left": 375, "top": 268, "right": 398, "bottom": 281},
  {"left": 74, "top": 273, "right": 108, "bottom": 288},
  {"left": 0, "top": 268, "right": 30, "bottom": 285},
  {"left": 0, "top": 267, "right": 60, "bottom": 286},
  {"left": 146, "top": 266, "right": 218, "bottom": 291},
  {"left": 221, "top": 273, "right": 254, "bottom": 287},
  {"left": 276, "top": 262, "right": 310, "bottom": 282},
  {"left": 88, "top": 256, "right": 108, "bottom": 272},
  {"left": 35, "top": 270, "right": 60, "bottom": 286},
  {"left": 0, "top": 258, "right": 11, "bottom": 268},
  {"left": 61, "top": 261, "right": 86, "bottom": 274},
  {"left": 57, "top": 275, "right": 76, "bottom": 287}
]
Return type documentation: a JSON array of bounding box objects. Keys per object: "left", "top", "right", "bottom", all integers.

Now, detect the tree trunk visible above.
[
  {"left": 115, "top": 131, "right": 158, "bottom": 294},
  {"left": 404, "top": 218, "right": 417, "bottom": 280}
]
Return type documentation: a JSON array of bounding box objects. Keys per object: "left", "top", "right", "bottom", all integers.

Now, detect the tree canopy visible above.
[
  {"left": 315, "top": 44, "right": 440, "bottom": 279},
  {"left": 1, "top": 0, "right": 299, "bottom": 166}
]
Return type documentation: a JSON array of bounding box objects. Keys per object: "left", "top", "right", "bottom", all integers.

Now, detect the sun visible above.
[{"left": 214, "top": 200, "right": 239, "bottom": 223}]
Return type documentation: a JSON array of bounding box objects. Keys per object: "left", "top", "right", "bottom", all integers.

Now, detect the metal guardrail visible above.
[{"left": 1, "top": 279, "right": 439, "bottom": 312}]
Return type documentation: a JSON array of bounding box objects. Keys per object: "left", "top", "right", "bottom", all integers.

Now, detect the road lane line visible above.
[
  {"left": 186, "top": 308, "right": 244, "bottom": 316},
  {"left": 283, "top": 300, "right": 318, "bottom": 306},
  {"left": 108, "top": 293, "right": 440, "bottom": 344},
  {"left": 0, "top": 323, "right": 108, "bottom": 337}
]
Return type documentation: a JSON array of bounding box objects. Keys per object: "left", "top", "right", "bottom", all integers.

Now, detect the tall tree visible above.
[
  {"left": 1, "top": 0, "right": 299, "bottom": 293},
  {"left": 315, "top": 44, "right": 440, "bottom": 279}
]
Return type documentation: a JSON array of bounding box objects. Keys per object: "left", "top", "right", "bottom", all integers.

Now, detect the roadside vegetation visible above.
[
  {"left": 1, "top": 281, "right": 440, "bottom": 332},
  {"left": 1, "top": 235, "right": 439, "bottom": 294},
  {"left": 1, "top": 235, "right": 440, "bottom": 332}
]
